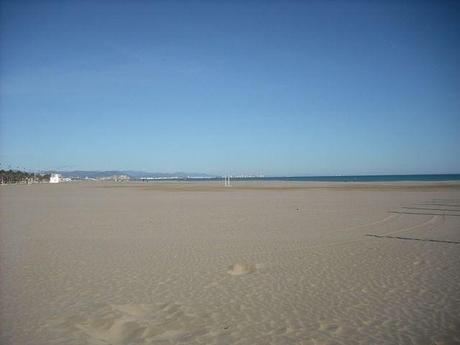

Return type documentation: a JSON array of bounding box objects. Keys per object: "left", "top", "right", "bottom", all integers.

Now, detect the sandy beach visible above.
[{"left": 1, "top": 181, "right": 459, "bottom": 345}]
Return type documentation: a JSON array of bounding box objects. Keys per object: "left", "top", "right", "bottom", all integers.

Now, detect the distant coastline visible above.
[
  {"left": 135, "top": 174, "right": 460, "bottom": 182},
  {"left": 3, "top": 169, "right": 460, "bottom": 184}
]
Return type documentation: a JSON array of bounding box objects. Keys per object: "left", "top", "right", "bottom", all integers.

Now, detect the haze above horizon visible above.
[{"left": 1, "top": 1, "right": 459, "bottom": 176}]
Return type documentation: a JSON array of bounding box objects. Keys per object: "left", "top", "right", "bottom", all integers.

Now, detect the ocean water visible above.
[
  {"left": 243, "top": 174, "right": 460, "bottom": 182},
  {"left": 180, "top": 174, "right": 460, "bottom": 182}
]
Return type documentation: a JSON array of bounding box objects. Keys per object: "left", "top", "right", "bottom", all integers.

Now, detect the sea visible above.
[
  {"left": 232, "top": 174, "right": 460, "bottom": 182},
  {"left": 142, "top": 174, "right": 460, "bottom": 182}
]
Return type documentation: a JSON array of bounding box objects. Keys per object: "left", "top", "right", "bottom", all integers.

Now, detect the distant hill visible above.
[{"left": 54, "top": 171, "right": 218, "bottom": 179}]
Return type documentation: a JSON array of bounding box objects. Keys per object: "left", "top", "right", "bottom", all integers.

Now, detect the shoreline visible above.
[
  {"left": 4, "top": 180, "right": 460, "bottom": 192},
  {"left": 70, "top": 180, "right": 460, "bottom": 191}
]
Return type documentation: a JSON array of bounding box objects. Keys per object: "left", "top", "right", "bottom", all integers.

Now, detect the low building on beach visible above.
[{"left": 49, "top": 173, "right": 62, "bottom": 183}]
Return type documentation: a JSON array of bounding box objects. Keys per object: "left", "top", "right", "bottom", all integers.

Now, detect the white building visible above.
[{"left": 49, "top": 173, "right": 62, "bottom": 183}]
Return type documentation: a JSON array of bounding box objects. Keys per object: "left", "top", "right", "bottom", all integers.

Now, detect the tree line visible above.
[{"left": 0, "top": 170, "right": 51, "bottom": 184}]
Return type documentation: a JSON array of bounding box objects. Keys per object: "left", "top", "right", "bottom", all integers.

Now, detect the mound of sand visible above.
[
  {"left": 227, "top": 263, "right": 256, "bottom": 275},
  {"left": 49, "top": 303, "right": 209, "bottom": 345}
]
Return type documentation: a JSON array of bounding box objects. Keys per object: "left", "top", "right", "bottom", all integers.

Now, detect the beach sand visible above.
[{"left": 1, "top": 181, "right": 459, "bottom": 344}]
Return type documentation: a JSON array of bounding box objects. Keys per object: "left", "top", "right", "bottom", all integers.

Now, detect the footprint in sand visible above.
[{"left": 319, "top": 322, "right": 343, "bottom": 334}]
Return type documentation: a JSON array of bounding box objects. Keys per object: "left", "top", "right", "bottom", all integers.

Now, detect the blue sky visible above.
[{"left": 1, "top": 0, "right": 459, "bottom": 175}]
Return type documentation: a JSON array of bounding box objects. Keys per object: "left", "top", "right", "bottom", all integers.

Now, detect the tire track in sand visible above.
[{"left": 375, "top": 215, "right": 440, "bottom": 237}]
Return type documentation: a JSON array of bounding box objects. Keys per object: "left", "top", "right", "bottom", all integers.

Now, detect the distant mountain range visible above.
[{"left": 54, "top": 170, "right": 218, "bottom": 179}]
